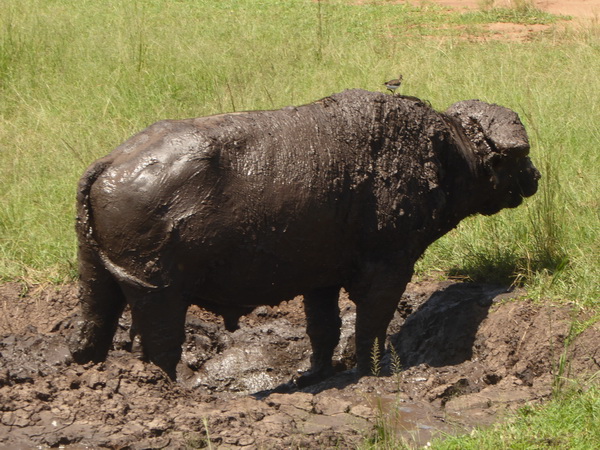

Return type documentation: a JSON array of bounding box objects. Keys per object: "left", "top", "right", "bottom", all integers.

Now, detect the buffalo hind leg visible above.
[
  {"left": 297, "top": 286, "right": 342, "bottom": 387},
  {"left": 70, "top": 245, "right": 126, "bottom": 364},
  {"left": 129, "top": 291, "right": 188, "bottom": 380}
]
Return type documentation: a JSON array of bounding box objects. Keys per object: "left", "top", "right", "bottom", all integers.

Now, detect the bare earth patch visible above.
[
  {"left": 1, "top": 280, "right": 598, "bottom": 448},
  {"left": 413, "top": 0, "right": 600, "bottom": 41},
  {"left": 428, "top": 0, "right": 600, "bottom": 19},
  {"left": 483, "top": 22, "right": 552, "bottom": 40}
]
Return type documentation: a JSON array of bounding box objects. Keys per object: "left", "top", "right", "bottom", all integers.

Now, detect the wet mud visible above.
[{"left": 1, "top": 280, "right": 598, "bottom": 448}]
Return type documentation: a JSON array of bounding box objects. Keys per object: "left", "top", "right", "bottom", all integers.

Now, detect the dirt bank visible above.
[{"left": 1, "top": 280, "right": 598, "bottom": 448}]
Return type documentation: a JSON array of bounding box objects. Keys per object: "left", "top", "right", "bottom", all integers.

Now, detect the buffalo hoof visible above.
[{"left": 68, "top": 320, "right": 111, "bottom": 364}]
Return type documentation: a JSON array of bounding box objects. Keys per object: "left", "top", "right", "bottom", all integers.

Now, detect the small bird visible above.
[{"left": 384, "top": 75, "right": 403, "bottom": 94}]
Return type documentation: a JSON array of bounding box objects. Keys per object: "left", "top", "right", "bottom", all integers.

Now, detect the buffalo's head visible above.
[{"left": 445, "top": 100, "right": 540, "bottom": 215}]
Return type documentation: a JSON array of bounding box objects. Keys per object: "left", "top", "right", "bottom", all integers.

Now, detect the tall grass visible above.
[{"left": 0, "top": 0, "right": 598, "bottom": 306}]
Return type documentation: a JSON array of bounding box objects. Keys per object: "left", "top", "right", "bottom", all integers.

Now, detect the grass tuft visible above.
[{"left": 471, "top": 0, "right": 564, "bottom": 25}]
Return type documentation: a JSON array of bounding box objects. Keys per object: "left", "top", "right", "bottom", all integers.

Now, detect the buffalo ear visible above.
[{"left": 446, "top": 100, "right": 530, "bottom": 158}]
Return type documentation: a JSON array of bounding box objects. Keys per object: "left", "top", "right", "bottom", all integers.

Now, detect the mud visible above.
[{"left": 1, "top": 280, "right": 598, "bottom": 448}]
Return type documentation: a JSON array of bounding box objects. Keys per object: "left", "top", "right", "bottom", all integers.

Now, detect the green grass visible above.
[
  {"left": 4, "top": 0, "right": 596, "bottom": 304},
  {"left": 433, "top": 381, "right": 600, "bottom": 449}
]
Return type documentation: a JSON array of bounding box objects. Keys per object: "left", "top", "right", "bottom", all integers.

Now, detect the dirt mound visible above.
[{"left": 1, "top": 281, "right": 598, "bottom": 448}]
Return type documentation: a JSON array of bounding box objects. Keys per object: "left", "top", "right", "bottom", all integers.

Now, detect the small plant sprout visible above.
[
  {"left": 390, "top": 345, "right": 403, "bottom": 392},
  {"left": 370, "top": 337, "right": 382, "bottom": 377},
  {"left": 390, "top": 345, "right": 402, "bottom": 375}
]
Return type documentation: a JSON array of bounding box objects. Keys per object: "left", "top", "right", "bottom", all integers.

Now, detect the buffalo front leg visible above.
[
  {"left": 354, "top": 297, "right": 399, "bottom": 376},
  {"left": 352, "top": 271, "right": 411, "bottom": 376},
  {"left": 297, "top": 286, "right": 342, "bottom": 387},
  {"left": 70, "top": 245, "right": 126, "bottom": 364},
  {"left": 129, "top": 291, "right": 188, "bottom": 380}
]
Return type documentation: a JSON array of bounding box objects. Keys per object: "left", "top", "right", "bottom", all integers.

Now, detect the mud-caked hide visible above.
[{"left": 70, "top": 89, "right": 540, "bottom": 383}]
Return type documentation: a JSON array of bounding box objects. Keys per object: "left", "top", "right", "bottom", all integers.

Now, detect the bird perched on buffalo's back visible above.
[{"left": 384, "top": 75, "right": 403, "bottom": 94}]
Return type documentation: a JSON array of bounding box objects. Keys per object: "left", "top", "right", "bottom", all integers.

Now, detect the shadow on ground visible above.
[{"left": 393, "top": 283, "right": 510, "bottom": 368}]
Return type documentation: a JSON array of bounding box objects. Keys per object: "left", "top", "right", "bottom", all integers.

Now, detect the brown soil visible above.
[
  {"left": 1, "top": 280, "right": 598, "bottom": 448},
  {"left": 410, "top": 0, "right": 600, "bottom": 41},
  {"left": 423, "top": 0, "right": 600, "bottom": 19}
]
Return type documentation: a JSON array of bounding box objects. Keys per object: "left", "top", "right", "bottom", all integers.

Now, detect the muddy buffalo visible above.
[{"left": 70, "top": 89, "right": 540, "bottom": 385}]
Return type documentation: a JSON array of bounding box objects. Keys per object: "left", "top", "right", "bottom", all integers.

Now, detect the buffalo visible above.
[{"left": 69, "top": 89, "right": 540, "bottom": 386}]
